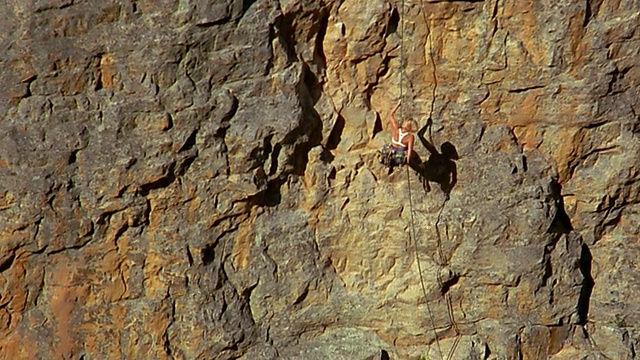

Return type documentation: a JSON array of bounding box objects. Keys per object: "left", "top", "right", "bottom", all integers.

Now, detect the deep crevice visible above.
[
  {"left": 274, "top": 12, "right": 298, "bottom": 65},
  {"left": 186, "top": 246, "right": 193, "bottom": 266},
  {"left": 288, "top": 63, "right": 324, "bottom": 177},
  {"left": 584, "top": 120, "right": 608, "bottom": 129},
  {"left": 262, "top": 179, "right": 282, "bottom": 207},
  {"left": 95, "top": 75, "right": 104, "bottom": 91},
  {"left": 0, "top": 253, "right": 15, "bottom": 273},
  {"left": 303, "top": 63, "right": 322, "bottom": 105},
  {"left": 507, "top": 84, "right": 546, "bottom": 93},
  {"left": 584, "top": 0, "right": 593, "bottom": 27},
  {"left": 243, "top": 0, "right": 257, "bottom": 13},
  {"left": 196, "top": 19, "right": 228, "bottom": 27},
  {"left": 313, "top": 10, "right": 329, "bottom": 71},
  {"left": 325, "top": 115, "right": 345, "bottom": 151},
  {"left": 372, "top": 114, "right": 383, "bottom": 139},
  {"left": 163, "top": 336, "right": 172, "bottom": 356},
  {"left": 293, "top": 287, "right": 309, "bottom": 305},
  {"left": 247, "top": 178, "right": 283, "bottom": 207},
  {"left": 441, "top": 274, "right": 459, "bottom": 295},
  {"left": 549, "top": 180, "right": 573, "bottom": 233},
  {"left": 68, "top": 150, "right": 78, "bottom": 164},
  {"left": 262, "top": 134, "right": 274, "bottom": 160},
  {"left": 381, "top": 350, "right": 390, "bottom": 360},
  {"left": 386, "top": 8, "right": 400, "bottom": 35},
  {"left": 584, "top": 0, "right": 604, "bottom": 27},
  {"left": 179, "top": 130, "right": 198, "bottom": 152},
  {"left": 577, "top": 244, "right": 594, "bottom": 324},
  {"left": 320, "top": 148, "right": 335, "bottom": 164},
  {"left": 202, "top": 243, "right": 216, "bottom": 266},
  {"left": 139, "top": 174, "right": 174, "bottom": 196}
]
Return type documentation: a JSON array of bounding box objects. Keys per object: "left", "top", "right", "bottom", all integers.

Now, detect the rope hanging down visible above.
[
  {"left": 406, "top": 168, "right": 444, "bottom": 359},
  {"left": 399, "top": 0, "right": 438, "bottom": 140},
  {"left": 400, "top": 2, "right": 463, "bottom": 359},
  {"left": 399, "top": 0, "right": 405, "bottom": 122},
  {"left": 399, "top": 1, "right": 444, "bottom": 359}
]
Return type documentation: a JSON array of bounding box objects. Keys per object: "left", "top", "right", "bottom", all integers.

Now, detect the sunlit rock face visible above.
[{"left": 1, "top": 0, "right": 638, "bottom": 359}]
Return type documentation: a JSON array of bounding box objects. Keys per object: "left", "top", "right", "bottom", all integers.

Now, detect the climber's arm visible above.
[
  {"left": 388, "top": 100, "right": 402, "bottom": 131},
  {"left": 406, "top": 134, "right": 415, "bottom": 163}
]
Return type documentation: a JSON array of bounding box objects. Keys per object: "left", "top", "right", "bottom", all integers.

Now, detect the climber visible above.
[{"left": 380, "top": 100, "right": 417, "bottom": 169}]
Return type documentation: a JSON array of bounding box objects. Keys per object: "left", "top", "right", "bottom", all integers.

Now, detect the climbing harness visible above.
[
  {"left": 379, "top": 144, "right": 407, "bottom": 167},
  {"left": 378, "top": 119, "right": 409, "bottom": 169}
]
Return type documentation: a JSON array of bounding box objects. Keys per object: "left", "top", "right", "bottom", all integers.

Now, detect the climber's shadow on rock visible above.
[{"left": 409, "top": 119, "right": 459, "bottom": 197}]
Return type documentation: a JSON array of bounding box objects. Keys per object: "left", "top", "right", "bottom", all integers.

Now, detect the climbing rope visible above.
[
  {"left": 399, "top": 0, "right": 405, "bottom": 122},
  {"left": 399, "top": 1, "right": 464, "bottom": 359},
  {"left": 406, "top": 167, "right": 444, "bottom": 359},
  {"left": 399, "top": 1, "right": 444, "bottom": 359},
  {"left": 420, "top": 1, "right": 463, "bottom": 355},
  {"left": 434, "top": 203, "right": 462, "bottom": 360}
]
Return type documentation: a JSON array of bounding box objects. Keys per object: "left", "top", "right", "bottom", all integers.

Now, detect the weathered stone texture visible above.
[{"left": 1, "top": 0, "right": 639, "bottom": 359}]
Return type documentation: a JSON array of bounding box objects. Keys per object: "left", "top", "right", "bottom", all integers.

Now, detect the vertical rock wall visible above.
[{"left": 0, "top": 0, "right": 638, "bottom": 359}]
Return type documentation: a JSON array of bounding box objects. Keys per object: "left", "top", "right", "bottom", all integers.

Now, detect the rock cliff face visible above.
[{"left": 1, "top": 0, "right": 639, "bottom": 359}]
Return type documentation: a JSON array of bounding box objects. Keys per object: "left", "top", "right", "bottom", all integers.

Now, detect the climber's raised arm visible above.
[{"left": 388, "top": 100, "right": 402, "bottom": 132}]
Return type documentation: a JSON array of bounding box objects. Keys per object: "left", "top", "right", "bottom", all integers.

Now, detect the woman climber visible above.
[{"left": 380, "top": 100, "right": 417, "bottom": 169}]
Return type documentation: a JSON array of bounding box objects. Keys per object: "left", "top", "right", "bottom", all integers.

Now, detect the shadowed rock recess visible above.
[{"left": 1, "top": 0, "right": 639, "bottom": 359}]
